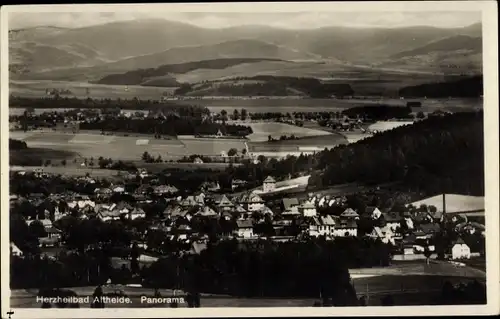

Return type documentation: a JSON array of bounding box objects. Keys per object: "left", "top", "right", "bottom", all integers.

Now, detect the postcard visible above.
[{"left": 1, "top": 1, "right": 498, "bottom": 318}]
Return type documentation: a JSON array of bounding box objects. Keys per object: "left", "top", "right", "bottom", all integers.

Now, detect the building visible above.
[
  {"left": 218, "top": 194, "right": 235, "bottom": 212},
  {"left": 451, "top": 238, "right": 471, "bottom": 260},
  {"left": 332, "top": 218, "right": 358, "bottom": 237},
  {"left": 262, "top": 176, "right": 276, "bottom": 193},
  {"left": 382, "top": 212, "right": 403, "bottom": 232},
  {"left": 193, "top": 157, "right": 204, "bottom": 164},
  {"left": 299, "top": 200, "right": 317, "bottom": 217},
  {"left": 282, "top": 198, "right": 300, "bottom": 212},
  {"left": 235, "top": 220, "right": 254, "bottom": 238},
  {"left": 340, "top": 208, "right": 359, "bottom": 220},
  {"left": 368, "top": 226, "right": 395, "bottom": 245},
  {"left": 309, "top": 215, "right": 336, "bottom": 237},
  {"left": 239, "top": 193, "right": 265, "bottom": 212}
]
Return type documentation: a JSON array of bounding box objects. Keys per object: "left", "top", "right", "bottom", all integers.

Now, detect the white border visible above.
[{"left": 1, "top": 2, "right": 499, "bottom": 318}]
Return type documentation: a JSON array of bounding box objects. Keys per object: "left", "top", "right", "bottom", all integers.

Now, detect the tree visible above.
[
  {"left": 241, "top": 109, "right": 248, "bottom": 120},
  {"left": 227, "top": 148, "right": 238, "bottom": 157},
  {"left": 141, "top": 151, "right": 150, "bottom": 162},
  {"left": 61, "top": 159, "right": 67, "bottom": 166},
  {"left": 232, "top": 109, "right": 240, "bottom": 120},
  {"left": 423, "top": 245, "right": 432, "bottom": 265},
  {"left": 220, "top": 110, "right": 227, "bottom": 119},
  {"left": 28, "top": 220, "right": 47, "bottom": 238},
  {"left": 242, "top": 148, "right": 247, "bottom": 155}
]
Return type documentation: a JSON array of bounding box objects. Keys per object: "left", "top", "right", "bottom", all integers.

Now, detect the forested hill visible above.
[
  {"left": 398, "top": 76, "right": 483, "bottom": 98},
  {"left": 175, "top": 76, "right": 355, "bottom": 98},
  {"left": 310, "top": 111, "right": 484, "bottom": 196}
]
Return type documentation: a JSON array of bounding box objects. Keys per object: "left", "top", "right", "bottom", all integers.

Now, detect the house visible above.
[
  {"left": 154, "top": 185, "right": 179, "bottom": 195},
  {"left": 193, "top": 157, "right": 204, "bottom": 164},
  {"left": 365, "top": 206, "right": 383, "bottom": 220},
  {"left": 234, "top": 220, "right": 254, "bottom": 238},
  {"left": 129, "top": 207, "right": 146, "bottom": 220},
  {"left": 332, "top": 218, "right": 358, "bottom": 237},
  {"left": 299, "top": 200, "right": 317, "bottom": 217},
  {"left": 196, "top": 206, "right": 218, "bottom": 218},
  {"left": 451, "top": 238, "right": 471, "bottom": 260},
  {"left": 217, "top": 195, "right": 235, "bottom": 211},
  {"left": 382, "top": 212, "right": 403, "bottom": 232},
  {"left": 340, "top": 208, "right": 360, "bottom": 220},
  {"left": 113, "top": 186, "right": 126, "bottom": 193},
  {"left": 368, "top": 226, "right": 395, "bottom": 245},
  {"left": 45, "top": 226, "right": 62, "bottom": 239},
  {"left": 282, "top": 198, "right": 299, "bottom": 212},
  {"left": 239, "top": 193, "right": 265, "bottom": 212},
  {"left": 282, "top": 205, "right": 300, "bottom": 217},
  {"left": 263, "top": 176, "right": 276, "bottom": 192},
  {"left": 309, "top": 215, "right": 336, "bottom": 237}
]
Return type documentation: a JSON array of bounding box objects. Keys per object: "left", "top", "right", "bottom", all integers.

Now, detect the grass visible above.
[
  {"left": 248, "top": 134, "right": 348, "bottom": 152},
  {"left": 10, "top": 80, "right": 174, "bottom": 100},
  {"left": 246, "top": 122, "right": 332, "bottom": 142},
  {"left": 9, "top": 131, "right": 248, "bottom": 163}
]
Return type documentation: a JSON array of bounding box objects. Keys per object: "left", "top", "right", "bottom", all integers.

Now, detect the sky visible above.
[{"left": 8, "top": 11, "right": 482, "bottom": 30}]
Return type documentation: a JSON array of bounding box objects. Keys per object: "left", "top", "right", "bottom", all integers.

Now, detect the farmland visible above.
[
  {"left": 248, "top": 134, "right": 348, "bottom": 153},
  {"left": 10, "top": 80, "right": 175, "bottom": 100},
  {"left": 246, "top": 122, "right": 332, "bottom": 142},
  {"left": 9, "top": 131, "right": 246, "bottom": 163}
]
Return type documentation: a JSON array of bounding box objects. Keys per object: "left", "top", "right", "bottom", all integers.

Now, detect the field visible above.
[
  {"left": 9, "top": 79, "right": 482, "bottom": 114},
  {"left": 10, "top": 80, "right": 175, "bottom": 100},
  {"left": 10, "top": 131, "right": 247, "bottom": 163},
  {"left": 367, "top": 121, "right": 415, "bottom": 132},
  {"left": 246, "top": 122, "right": 332, "bottom": 142},
  {"left": 248, "top": 134, "right": 348, "bottom": 152}
]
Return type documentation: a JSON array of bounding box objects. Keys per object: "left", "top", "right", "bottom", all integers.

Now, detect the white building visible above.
[
  {"left": 262, "top": 176, "right": 276, "bottom": 193},
  {"left": 451, "top": 238, "right": 471, "bottom": 260},
  {"left": 299, "top": 200, "right": 317, "bottom": 217},
  {"left": 235, "top": 220, "right": 254, "bottom": 238}
]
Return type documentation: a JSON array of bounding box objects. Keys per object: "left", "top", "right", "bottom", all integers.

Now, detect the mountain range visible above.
[{"left": 9, "top": 19, "right": 483, "bottom": 85}]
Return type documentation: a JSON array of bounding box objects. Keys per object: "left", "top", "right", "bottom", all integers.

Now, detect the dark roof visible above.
[
  {"left": 263, "top": 176, "right": 276, "bottom": 183},
  {"left": 236, "top": 220, "right": 253, "bottom": 229},
  {"left": 383, "top": 212, "right": 403, "bottom": 222},
  {"left": 419, "top": 223, "right": 441, "bottom": 234},
  {"left": 282, "top": 198, "right": 299, "bottom": 210}
]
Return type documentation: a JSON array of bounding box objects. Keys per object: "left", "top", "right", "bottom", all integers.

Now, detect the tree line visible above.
[
  {"left": 9, "top": 96, "right": 210, "bottom": 115},
  {"left": 398, "top": 76, "right": 483, "bottom": 98},
  {"left": 79, "top": 117, "right": 253, "bottom": 137}
]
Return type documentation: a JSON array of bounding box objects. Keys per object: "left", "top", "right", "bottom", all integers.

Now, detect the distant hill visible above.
[
  {"left": 9, "top": 19, "right": 483, "bottom": 80},
  {"left": 391, "top": 35, "right": 482, "bottom": 59},
  {"left": 94, "top": 58, "right": 288, "bottom": 86},
  {"left": 175, "top": 76, "right": 355, "bottom": 98},
  {"left": 398, "top": 76, "right": 483, "bottom": 98}
]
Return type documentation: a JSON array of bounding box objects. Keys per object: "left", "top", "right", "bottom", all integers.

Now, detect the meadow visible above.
[
  {"left": 246, "top": 122, "right": 332, "bottom": 142},
  {"left": 9, "top": 131, "right": 247, "bottom": 163},
  {"left": 10, "top": 80, "right": 175, "bottom": 100}
]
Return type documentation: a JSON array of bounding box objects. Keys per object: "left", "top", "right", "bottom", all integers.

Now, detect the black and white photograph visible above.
[{"left": 1, "top": 2, "right": 499, "bottom": 317}]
